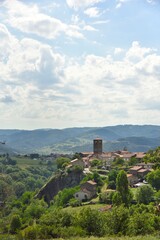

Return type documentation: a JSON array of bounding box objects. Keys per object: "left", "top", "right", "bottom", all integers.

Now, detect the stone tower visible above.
[{"left": 93, "top": 138, "right": 102, "bottom": 154}]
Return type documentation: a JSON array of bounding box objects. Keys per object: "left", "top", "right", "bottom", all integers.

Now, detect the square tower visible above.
[{"left": 93, "top": 138, "right": 102, "bottom": 154}]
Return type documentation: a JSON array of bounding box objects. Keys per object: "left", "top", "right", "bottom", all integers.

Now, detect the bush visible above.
[
  {"left": 69, "top": 198, "right": 81, "bottom": 207},
  {"left": 10, "top": 215, "right": 22, "bottom": 234},
  {"left": 59, "top": 226, "right": 86, "bottom": 238},
  {"left": 77, "top": 207, "right": 106, "bottom": 236},
  {"left": 105, "top": 205, "right": 129, "bottom": 235},
  {"left": 127, "top": 212, "right": 154, "bottom": 235},
  {"left": 23, "top": 226, "right": 38, "bottom": 239},
  {"left": 136, "top": 185, "right": 154, "bottom": 204}
]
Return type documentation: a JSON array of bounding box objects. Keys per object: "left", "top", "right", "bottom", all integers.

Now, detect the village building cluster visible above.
[
  {"left": 69, "top": 138, "right": 153, "bottom": 201},
  {"left": 70, "top": 138, "right": 147, "bottom": 169}
]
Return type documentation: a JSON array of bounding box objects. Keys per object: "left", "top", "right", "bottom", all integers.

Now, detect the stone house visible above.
[
  {"left": 137, "top": 168, "right": 151, "bottom": 179},
  {"left": 74, "top": 180, "right": 97, "bottom": 201},
  {"left": 129, "top": 166, "right": 143, "bottom": 176}
]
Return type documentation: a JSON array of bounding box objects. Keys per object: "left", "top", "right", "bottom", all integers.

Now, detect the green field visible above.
[
  {"left": 14, "top": 157, "right": 41, "bottom": 168},
  {"left": 0, "top": 156, "right": 43, "bottom": 169}
]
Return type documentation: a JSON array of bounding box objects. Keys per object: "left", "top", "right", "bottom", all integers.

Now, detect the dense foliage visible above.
[
  {"left": 1, "top": 146, "right": 160, "bottom": 239},
  {"left": 0, "top": 155, "right": 56, "bottom": 203}
]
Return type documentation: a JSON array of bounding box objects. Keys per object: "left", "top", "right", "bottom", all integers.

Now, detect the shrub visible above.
[{"left": 10, "top": 215, "right": 22, "bottom": 234}]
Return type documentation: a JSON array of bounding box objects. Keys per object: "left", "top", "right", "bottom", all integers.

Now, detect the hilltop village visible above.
[
  {"left": 37, "top": 138, "right": 154, "bottom": 203},
  {"left": 70, "top": 138, "right": 146, "bottom": 169}
]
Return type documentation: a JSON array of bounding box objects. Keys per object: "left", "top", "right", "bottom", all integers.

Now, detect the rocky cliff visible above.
[{"left": 36, "top": 170, "right": 84, "bottom": 203}]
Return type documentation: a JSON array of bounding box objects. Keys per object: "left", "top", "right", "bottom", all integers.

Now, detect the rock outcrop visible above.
[{"left": 36, "top": 170, "right": 84, "bottom": 203}]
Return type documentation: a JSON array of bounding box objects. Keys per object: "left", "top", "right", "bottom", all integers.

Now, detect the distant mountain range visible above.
[{"left": 0, "top": 125, "right": 160, "bottom": 154}]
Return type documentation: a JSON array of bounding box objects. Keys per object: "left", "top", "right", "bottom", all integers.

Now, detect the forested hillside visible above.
[
  {"left": 0, "top": 125, "right": 160, "bottom": 154},
  {"left": 1, "top": 146, "right": 160, "bottom": 239}
]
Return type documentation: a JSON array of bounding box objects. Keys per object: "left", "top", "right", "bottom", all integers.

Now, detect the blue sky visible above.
[{"left": 0, "top": 0, "right": 160, "bottom": 129}]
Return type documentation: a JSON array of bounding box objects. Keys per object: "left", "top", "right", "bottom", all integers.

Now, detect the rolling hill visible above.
[{"left": 0, "top": 125, "right": 160, "bottom": 154}]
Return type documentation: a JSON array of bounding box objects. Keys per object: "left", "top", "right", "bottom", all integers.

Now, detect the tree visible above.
[
  {"left": 78, "top": 207, "right": 106, "bottom": 236},
  {"left": 147, "top": 169, "right": 160, "bottom": 190},
  {"left": 54, "top": 187, "right": 79, "bottom": 207},
  {"left": 0, "top": 179, "right": 14, "bottom": 202},
  {"left": 136, "top": 185, "right": 154, "bottom": 204},
  {"left": 128, "top": 157, "right": 138, "bottom": 166},
  {"left": 113, "top": 157, "right": 124, "bottom": 166},
  {"left": 10, "top": 215, "right": 22, "bottom": 233},
  {"left": 108, "top": 169, "right": 118, "bottom": 182},
  {"left": 72, "top": 152, "right": 82, "bottom": 160},
  {"left": 116, "top": 170, "right": 132, "bottom": 206},
  {"left": 93, "top": 172, "right": 103, "bottom": 186},
  {"left": 90, "top": 159, "right": 101, "bottom": 167},
  {"left": 107, "top": 169, "right": 118, "bottom": 190},
  {"left": 56, "top": 157, "right": 70, "bottom": 169},
  {"left": 105, "top": 205, "right": 129, "bottom": 235},
  {"left": 24, "top": 199, "right": 47, "bottom": 219},
  {"left": 112, "top": 192, "right": 122, "bottom": 206},
  {"left": 14, "top": 182, "right": 26, "bottom": 198},
  {"left": 127, "top": 212, "right": 154, "bottom": 236}
]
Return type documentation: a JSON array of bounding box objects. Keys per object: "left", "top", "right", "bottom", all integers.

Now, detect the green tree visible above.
[
  {"left": 105, "top": 205, "right": 129, "bottom": 235},
  {"left": 136, "top": 185, "right": 154, "bottom": 204},
  {"left": 54, "top": 187, "right": 79, "bottom": 207},
  {"left": 56, "top": 157, "right": 70, "bottom": 169},
  {"left": 108, "top": 169, "right": 118, "bottom": 182},
  {"left": 90, "top": 159, "right": 101, "bottom": 167},
  {"left": 0, "top": 179, "right": 14, "bottom": 202},
  {"left": 147, "top": 169, "right": 160, "bottom": 190},
  {"left": 24, "top": 199, "right": 47, "bottom": 219},
  {"left": 113, "top": 157, "right": 124, "bottom": 166},
  {"left": 93, "top": 172, "right": 103, "bottom": 186},
  {"left": 20, "top": 191, "right": 34, "bottom": 205},
  {"left": 112, "top": 192, "right": 122, "bottom": 206},
  {"left": 23, "top": 225, "right": 38, "bottom": 239},
  {"left": 77, "top": 207, "right": 106, "bottom": 236},
  {"left": 107, "top": 169, "right": 118, "bottom": 190},
  {"left": 72, "top": 152, "right": 82, "bottom": 160},
  {"left": 128, "top": 157, "right": 138, "bottom": 166},
  {"left": 116, "top": 170, "right": 132, "bottom": 206},
  {"left": 155, "top": 190, "right": 160, "bottom": 203},
  {"left": 10, "top": 214, "right": 22, "bottom": 233},
  {"left": 14, "top": 182, "right": 26, "bottom": 198},
  {"left": 127, "top": 212, "right": 154, "bottom": 236}
]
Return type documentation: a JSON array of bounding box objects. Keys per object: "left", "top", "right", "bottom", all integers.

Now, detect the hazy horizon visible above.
[{"left": 0, "top": 123, "right": 160, "bottom": 131}]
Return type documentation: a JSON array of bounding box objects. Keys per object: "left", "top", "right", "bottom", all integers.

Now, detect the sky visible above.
[{"left": 0, "top": 0, "right": 160, "bottom": 130}]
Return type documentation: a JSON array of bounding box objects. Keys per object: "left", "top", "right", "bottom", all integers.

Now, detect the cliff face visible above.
[{"left": 36, "top": 170, "right": 84, "bottom": 203}]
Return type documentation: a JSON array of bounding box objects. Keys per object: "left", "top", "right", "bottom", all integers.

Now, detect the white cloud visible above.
[
  {"left": 83, "top": 25, "right": 97, "bottom": 31},
  {"left": 0, "top": 23, "right": 160, "bottom": 128},
  {"left": 92, "top": 20, "right": 110, "bottom": 25},
  {"left": 66, "top": 0, "right": 103, "bottom": 10},
  {"left": 3, "top": 0, "right": 84, "bottom": 40},
  {"left": 116, "top": 0, "right": 130, "bottom": 9},
  {"left": 84, "top": 7, "right": 101, "bottom": 17},
  {"left": 125, "top": 41, "right": 154, "bottom": 62},
  {"left": 114, "top": 47, "right": 124, "bottom": 55},
  {"left": 0, "top": 23, "right": 18, "bottom": 62}
]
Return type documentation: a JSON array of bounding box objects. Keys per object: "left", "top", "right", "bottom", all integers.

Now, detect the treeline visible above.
[{"left": 2, "top": 202, "right": 160, "bottom": 239}]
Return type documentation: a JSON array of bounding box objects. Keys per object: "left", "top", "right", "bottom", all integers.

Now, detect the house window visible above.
[{"left": 76, "top": 194, "right": 78, "bottom": 197}]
